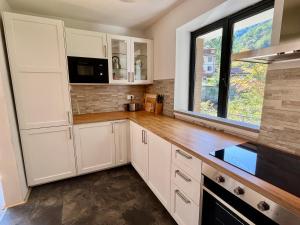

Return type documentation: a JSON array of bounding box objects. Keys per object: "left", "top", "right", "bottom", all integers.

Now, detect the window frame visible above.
[{"left": 188, "top": 0, "right": 274, "bottom": 121}]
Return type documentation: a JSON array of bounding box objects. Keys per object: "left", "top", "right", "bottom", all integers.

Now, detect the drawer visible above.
[
  {"left": 171, "top": 183, "right": 200, "bottom": 225},
  {"left": 171, "top": 165, "right": 201, "bottom": 205},
  {"left": 172, "top": 145, "right": 202, "bottom": 181}
]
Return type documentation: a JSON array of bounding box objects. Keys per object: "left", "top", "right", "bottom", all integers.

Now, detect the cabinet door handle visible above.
[
  {"left": 176, "top": 149, "right": 192, "bottom": 159},
  {"left": 175, "top": 170, "right": 191, "bottom": 182},
  {"left": 142, "top": 130, "right": 144, "bottom": 144},
  {"left": 67, "top": 111, "right": 71, "bottom": 124},
  {"left": 104, "top": 45, "right": 107, "bottom": 58},
  {"left": 132, "top": 72, "right": 135, "bottom": 82},
  {"left": 144, "top": 130, "right": 147, "bottom": 144},
  {"left": 128, "top": 72, "right": 130, "bottom": 82},
  {"left": 175, "top": 190, "right": 190, "bottom": 204},
  {"left": 69, "top": 127, "right": 72, "bottom": 140},
  {"left": 112, "top": 123, "right": 114, "bottom": 133}
]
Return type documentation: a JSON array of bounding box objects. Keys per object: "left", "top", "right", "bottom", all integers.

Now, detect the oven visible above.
[
  {"left": 200, "top": 163, "right": 300, "bottom": 225},
  {"left": 68, "top": 56, "right": 109, "bottom": 84}
]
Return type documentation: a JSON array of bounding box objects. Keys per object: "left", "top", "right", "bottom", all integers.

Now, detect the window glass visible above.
[
  {"left": 227, "top": 9, "right": 274, "bottom": 125},
  {"left": 193, "top": 28, "right": 223, "bottom": 116}
]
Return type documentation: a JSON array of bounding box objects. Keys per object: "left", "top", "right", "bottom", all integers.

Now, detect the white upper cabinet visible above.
[
  {"left": 108, "top": 35, "right": 153, "bottom": 84},
  {"left": 108, "top": 35, "right": 131, "bottom": 84},
  {"left": 65, "top": 28, "right": 107, "bottom": 58},
  {"left": 131, "top": 38, "right": 153, "bottom": 84},
  {"left": 3, "top": 12, "right": 72, "bottom": 129},
  {"left": 21, "top": 126, "right": 76, "bottom": 186},
  {"left": 73, "top": 122, "right": 116, "bottom": 175}
]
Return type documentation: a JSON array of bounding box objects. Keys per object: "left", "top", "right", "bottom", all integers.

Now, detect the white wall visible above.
[
  {"left": 146, "top": 0, "right": 225, "bottom": 80},
  {"left": 0, "top": 0, "right": 28, "bottom": 207}
]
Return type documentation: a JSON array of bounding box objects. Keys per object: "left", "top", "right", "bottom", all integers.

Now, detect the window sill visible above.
[{"left": 174, "top": 110, "right": 260, "bottom": 134}]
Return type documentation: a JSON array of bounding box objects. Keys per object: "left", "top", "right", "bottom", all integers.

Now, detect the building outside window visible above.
[{"left": 189, "top": 0, "right": 274, "bottom": 126}]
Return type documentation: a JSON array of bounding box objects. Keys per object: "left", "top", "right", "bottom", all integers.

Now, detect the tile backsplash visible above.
[
  {"left": 258, "top": 67, "right": 300, "bottom": 156},
  {"left": 146, "top": 79, "right": 174, "bottom": 117},
  {"left": 71, "top": 85, "right": 145, "bottom": 115}
]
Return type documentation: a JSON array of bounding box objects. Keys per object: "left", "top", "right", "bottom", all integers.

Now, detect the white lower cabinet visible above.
[
  {"left": 21, "top": 126, "right": 76, "bottom": 186},
  {"left": 74, "top": 122, "right": 115, "bottom": 175},
  {"left": 148, "top": 131, "right": 172, "bottom": 211},
  {"left": 73, "top": 120, "right": 130, "bottom": 175},
  {"left": 171, "top": 183, "right": 200, "bottom": 225},
  {"left": 114, "top": 120, "right": 130, "bottom": 166},
  {"left": 130, "top": 121, "right": 149, "bottom": 182}
]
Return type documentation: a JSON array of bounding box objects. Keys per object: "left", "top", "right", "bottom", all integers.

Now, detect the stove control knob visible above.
[
  {"left": 216, "top": 175, "right": 225, "bottom": 183},
  {"left": 257, "top": 201, "right": 270, "bottom": 211},
  {"left": 234, "top": 187, "right": 245, "bottom": 195}
]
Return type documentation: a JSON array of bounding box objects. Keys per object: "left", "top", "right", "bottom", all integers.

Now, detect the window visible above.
[{"left": 189, "top": 0, "right": 274, "bottom": 127}]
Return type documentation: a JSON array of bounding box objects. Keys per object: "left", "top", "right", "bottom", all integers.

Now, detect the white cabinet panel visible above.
[
  {"left": 148, "top": 131, "right": 172, "bottom": 211},
  {"left": 171, "top": 183, "right": 200, "bottom": 225},
  {"left": 171, "top": 165, "right": 201, "bottom": 205},
  {"left": 172, "top": 145, "right": 202, "bottom": 182},
  {"left": 66, "top": 28, "right": 107, "bottom": 58},
  {"left": 131, "top": 38, "right": 153, "bottom": 84},
  {"left": 114, "top": 121, "right": 130, "bottom": 165},
  {"left": 108, "top": 35, "right": 131, "bottom": 84},
  {"left": 74, "top": 122, "right": 115, "bottom": 175},
  {"left": 107, "top": 35, "right": 153, "bottom": 85},
  {"left": 130, "top": 121, "right": 148, "bottom": 182},
  {"left": 21, "top": 126, "right": 76, "bottom": 186},
  {"left": 3, "top": 12, "right": 72, "bottom": 129}
]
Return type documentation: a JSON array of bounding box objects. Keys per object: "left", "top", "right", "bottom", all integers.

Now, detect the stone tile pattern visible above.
[
  {"left": 258, "top": 67, "right": 300, "bottom": 156},
  {"left": 1, "top": 166, "right": 176, "bottom": 225},
  {"left": 71, "top": 85, "right": 146, "bottom": 115},
  {"left": 146, "top": 79, "right": 174, "bottom": 117}
]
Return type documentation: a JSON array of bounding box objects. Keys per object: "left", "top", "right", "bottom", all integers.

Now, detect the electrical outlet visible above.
[{"left": 127, "top": 95, "right": 134, "bottom": 100}]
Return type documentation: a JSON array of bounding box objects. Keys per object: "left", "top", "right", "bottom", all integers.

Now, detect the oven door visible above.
[
  {"left": 68, "top": 56, "right": 109, "bottom": 83},
  {"left": 201, "top": 176, "right": 278, "bottom": 225}
]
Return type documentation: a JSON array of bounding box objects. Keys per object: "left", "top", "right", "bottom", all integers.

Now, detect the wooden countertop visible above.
[{"left": 73, "top": 111, "right": 300, "bottom": 217}]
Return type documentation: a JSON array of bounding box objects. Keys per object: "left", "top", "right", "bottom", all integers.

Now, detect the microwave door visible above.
[{"left": 68, "top": 56, "right": 109, "bottom": 84}]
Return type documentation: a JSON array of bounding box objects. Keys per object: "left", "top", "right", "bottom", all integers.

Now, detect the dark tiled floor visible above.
[{"left": 0, "top": 165, "right": 177, "bottom": 225}]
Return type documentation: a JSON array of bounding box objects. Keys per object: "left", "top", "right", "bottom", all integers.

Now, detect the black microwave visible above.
[{"left": 68, "top": 56, "right": 109, "bottom": 84}]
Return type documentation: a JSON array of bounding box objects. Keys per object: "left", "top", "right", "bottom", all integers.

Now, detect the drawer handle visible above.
[
  {"left": 175, "top": 190, "right": 191, "bottom": 204},
  {"left": 176, "top": 149, "right": 192, "bottom": 159},
  {"left": 175, "top": 170, "right": 191, "bottom": 182}
]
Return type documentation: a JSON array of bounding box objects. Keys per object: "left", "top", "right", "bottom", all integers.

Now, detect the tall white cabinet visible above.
[{"left": 3, "top": 12, "right": 76, "bottom": 186}]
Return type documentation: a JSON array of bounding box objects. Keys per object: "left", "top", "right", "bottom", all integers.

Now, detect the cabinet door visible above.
[
  {"left": 108, "top": 35, "right": 131, "bottom": 84},
  {"left": 21, "top": 126, "right": 76, "bottom": 186},
  {"left": 130, "top": 122, "right": 148, "bottom": 182},
  {"left": 148, "top": 131, "right": 172, "bottom": 211},
  {"left": 66, "top": 28, "right": 107, "bottom": 58},
  {"left": 3, "top": 12, "right": 72, "bottom": 129},
  {"left": 171, "top": 183, "right": 200, "bottom": 225},
  {"left": 131, "top": 38, "right": 153, "bottom": 84},
  {"left": 114, "top": 121, "right": 130, "bottom": 165},
  {"left": 74, "top": 122, "right": 115, "bottom": 175}
]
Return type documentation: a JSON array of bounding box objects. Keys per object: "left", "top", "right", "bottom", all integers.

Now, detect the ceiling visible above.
[{"left": 8, "top": 0, "right": 184, "bottom": 29}]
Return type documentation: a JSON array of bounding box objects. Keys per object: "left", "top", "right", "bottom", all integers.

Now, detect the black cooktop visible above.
[{"left": 210, "top": 142, "right": 300, "bottom": 197}]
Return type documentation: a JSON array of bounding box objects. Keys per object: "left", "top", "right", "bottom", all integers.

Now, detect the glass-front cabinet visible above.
[
  {"left": 108, "top": 35, "right": 131, "bottom": 83},
  {"left": 108, "top": 35, "right": 153, "bottom": 84}
]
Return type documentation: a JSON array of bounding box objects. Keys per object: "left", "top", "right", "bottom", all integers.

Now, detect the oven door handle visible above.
[{"left": 202, "top": 186, "right": 255, "bottom": 225}]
